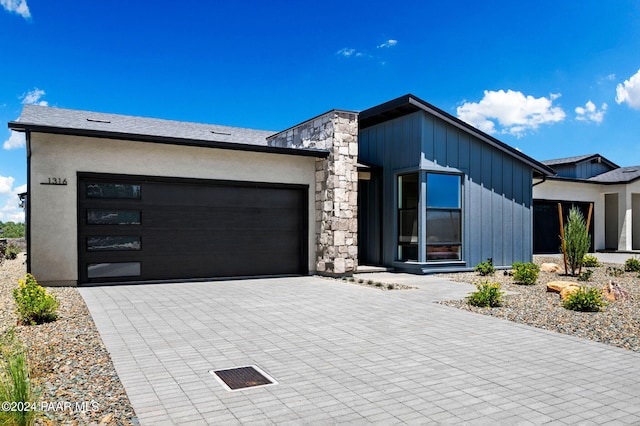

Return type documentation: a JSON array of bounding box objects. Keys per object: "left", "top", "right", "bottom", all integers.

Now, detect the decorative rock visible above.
[
  {"left": 560, "top": 286, "right": 581, "bottom": 300},
  {"left": 546, "top": 281, "right": 580, "bottom": 293},
  {"left": 603, "top": 281, "right": 630, "bottom": 302},
  {"left": 540, "top": 263, "right": 561, "bottom": 273}
]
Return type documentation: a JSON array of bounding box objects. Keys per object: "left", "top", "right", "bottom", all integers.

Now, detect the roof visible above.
[
  {"left": 542, "top": 153, "right": 619, "bottom": 169},
  {"left": 8, "top": 105, "right": 329, "bottom": 158},
  {"left": 588, "top": 166, "right": 640, "bottom": 184},
  {"left": 359, "top": 94, "right": 555, "bottom": 177}
]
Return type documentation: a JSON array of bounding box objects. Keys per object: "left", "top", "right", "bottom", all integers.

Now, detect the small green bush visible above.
[
  {"left": 474, "top": 258, "right": 495, "bottom": 276},
  {"left": 512, "top": 262, "right": 539, "bottom": 285},
  {"left": 582, "top": 254, "right": 600, "bottom": 268},
  {"left": 607, "top": 266, "right": 624, "bottom": 277},
  {"left": 624, "top": 257, "right": 640, "bottom": 272},
  {"left": 4, "top": 244, "right": 20, "bottom": 260},
  {"left": 562, "top": 286, "right": 606, "bottom": 312},
  {"left": 387, "top": 284, "right": 394, "bottom": 290},
  {"left": 577, "top": 269, "right": 593, "bottom": 282},
  {"left": 466, "top": 280, "right": 504, "bottom": 308},
  {"left": 12, "top": 274, "right": 58, "bottom": 326},
  {"left": 0, "top": 329, "right": 38, "bottom": 426}
]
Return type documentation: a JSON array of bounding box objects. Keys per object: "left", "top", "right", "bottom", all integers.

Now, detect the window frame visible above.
[
  {"left": 425, "top": 172, "right": 462, "bottom": 262},
  {"left": 395, "top": 170, "right": 464, "bottom": 263}
]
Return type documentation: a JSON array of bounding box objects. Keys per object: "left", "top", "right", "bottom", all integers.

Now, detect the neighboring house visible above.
[
  {"left": 533, "top": 154, "right": 640, "bottom": 253},
  {"left": 9, "top": 94, "right": 553, "bottom": 285}
]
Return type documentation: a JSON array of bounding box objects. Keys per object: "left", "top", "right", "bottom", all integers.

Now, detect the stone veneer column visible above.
[{"left": 268, "top": 110, "right": 358, "bottom": 275}]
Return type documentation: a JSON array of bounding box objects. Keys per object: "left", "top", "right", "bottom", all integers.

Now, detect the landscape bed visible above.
[
  {"left": 438, "top": 256, "right": 640, "bottom": 353},
  {"left": 0, "top": 254, "right": 137, "bottom": 425}
]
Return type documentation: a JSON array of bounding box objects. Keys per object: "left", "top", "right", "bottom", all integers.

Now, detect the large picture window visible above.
[
  {"left": 426, "top": 173, "right": 461, "bottom": 261},
  {"left": 397, "top": 173, "right": 419, "bottom": 261}
]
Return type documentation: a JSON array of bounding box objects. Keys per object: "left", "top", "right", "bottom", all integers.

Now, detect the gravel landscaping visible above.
[
  {"left": 438, "top": 256, "right": 640, "bottom": 353},
  {"left": 0, "top": 254, "right": 137, "bottom": 425}
]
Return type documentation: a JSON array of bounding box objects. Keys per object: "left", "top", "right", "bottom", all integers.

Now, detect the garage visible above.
[
  {"left": 78, "top": 173, "right": 308, "bottom": 284},
  {"left": 533, "top": 200, "right": 595, "bottom": 254}
]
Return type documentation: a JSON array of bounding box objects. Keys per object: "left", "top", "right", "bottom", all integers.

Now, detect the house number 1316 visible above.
[{"left": 41, "top": 177, "right": 68, "bottom": 185}]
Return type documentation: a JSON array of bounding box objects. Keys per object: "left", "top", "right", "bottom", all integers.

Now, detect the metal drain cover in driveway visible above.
[{"left": 210, "top": 365, "right": 277, "bottom": 391}]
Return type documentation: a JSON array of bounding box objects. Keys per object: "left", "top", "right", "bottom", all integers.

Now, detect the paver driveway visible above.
[{"left": 80, "top": 276, "right": 640, "bottom": 425}]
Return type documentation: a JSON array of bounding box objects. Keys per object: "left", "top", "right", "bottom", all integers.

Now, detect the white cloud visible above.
[
  {"left": 575, "top": 101, "right": 607, "bottom": 123},
  {"left": 616, "top": 69, "right": 640, "bottom": 109},
  {"left": 0, "top": 179, "right": 25, "bottom": 222},
  {"left": 336, "top": 48, "right": 356, "bottom": 57},
  {"left": 377, "top": 39, "right": 398, "bottom": 48},
  {"left": 0, "top": 176, "right": 15, "bottom": 194},
  {"left": 21, "top": 87, "right": 47, "bottom": 106},
  {"left": 0, "top": 0, "right": 30, "bottom": 18},
  {"left": 456, "top": 89, "right": 566, "bottom": 137},
  {"left": 3, "top": 130, "right": 25, "bottom": 150}
]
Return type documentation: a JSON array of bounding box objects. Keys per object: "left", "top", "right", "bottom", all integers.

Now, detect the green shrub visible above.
[
  {"left": 0, "top": 221, "right": 25, "bottom": 238},
  {"left": 5, "top": 244, "right": 20, "bottom": 260},
  {"left": 474, "top": 258, "right": 495, "bottom": 276},
  {"left": 562, "top": 286, "right": 606, "bottom": 312},
  {"left": 607, "top": 266, "right": 624, "bottom": 277},
  {"left": 0, "top": 329, "right": 38, "bottom": 426},
  {"left": 512, "top": 262, "right": 539, "bottom": 285},
  {"left": 577, "top": 269, "right": 593, "bottom": 282},
  {"left": 624, "top": 257, "right": 640, "bottom": 272},
  {"left": 12, "top": 274, "right": 58, "bottom": 326},
  {"left": 466, "top": 280, "right": 504, "bottom": 308},
  {"left": 562, "top": 207, "right": 591, "bottom": 276},
  {"left": 582, "top": 254, "right": 600, "bottom": 267},
  {"left": 387, "top": 284, "right": 394, "bottom": 290}
]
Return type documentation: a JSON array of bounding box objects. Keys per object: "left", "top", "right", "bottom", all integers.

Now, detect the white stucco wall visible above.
[{"left": 29, "top": 133, "right": 317, "bottom": 284}]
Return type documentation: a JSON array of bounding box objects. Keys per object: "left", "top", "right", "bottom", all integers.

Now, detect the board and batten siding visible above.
[
  {"left": 553, "top": 160, "right": 612, "bottom": 179},
  {"left": 359, "top": 110, "right": 533, "bottom": 270}
]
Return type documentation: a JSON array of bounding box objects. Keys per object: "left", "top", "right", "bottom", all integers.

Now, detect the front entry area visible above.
[{"left": 78, "top": 173, "right": 308, "bottom": 284}]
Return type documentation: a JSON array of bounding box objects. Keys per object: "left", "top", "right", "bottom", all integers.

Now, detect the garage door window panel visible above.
[
  {"left": 88, "top": 262, "right": 141, "bottom": 279},
  {"left": 87, "top": 236, "right": 141, "bottom": 251},
  {"left": 87, "top": 210, "right": 141, "bottom": 225},
  {"left": 87, "top": 183, "right": 141, "bottom": 199}
]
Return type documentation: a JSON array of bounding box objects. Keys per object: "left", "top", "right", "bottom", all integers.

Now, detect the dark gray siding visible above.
[
  {"left": 553, "top": 160, "right": 613, "bottom": 179},
  {"left": 575, "top": 160, "right": 612, "bottom": 179},
  {"left": 359, "top": 110, "right": 534, "bottom": 270}
]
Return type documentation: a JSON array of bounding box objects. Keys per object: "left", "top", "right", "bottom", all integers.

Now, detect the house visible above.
[
  {"left": 9, "top": 94, "right": 553, "bottom": 285},
  {"left": 533, "top": 154, "right": 640, "bottom": 253}
]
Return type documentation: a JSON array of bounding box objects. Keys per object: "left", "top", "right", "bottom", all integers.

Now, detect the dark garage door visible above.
[
  {"left": 78, "top": 174, "right": 308, "bottom": 284},
  {"left": 533, "top": 200, "right": 595, "bottom": 254}
]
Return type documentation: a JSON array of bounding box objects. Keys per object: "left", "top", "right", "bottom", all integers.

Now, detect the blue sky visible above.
[{"left": 2, "top": 0, "right": 640, "bottom": 222}]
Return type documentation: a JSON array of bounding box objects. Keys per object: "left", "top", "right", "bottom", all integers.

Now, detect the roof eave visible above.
[
  {"left": 544, "top": 175, "right": 640, "bottom": 185},
  {"left": 8, "top": 121, "right": 330, "bottom": 158}
]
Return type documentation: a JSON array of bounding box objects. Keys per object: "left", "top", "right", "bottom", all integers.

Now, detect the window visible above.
[
  {"left": 87, "top": 236, "right": 141, "bottom": 251},
  {"left": 397, "top": 173, "right": 419, "bottom": 261},
  {"left": 426, "top": 173, "right": 461, "bottom": 261},
  {"left": 87, "top": 183, "right": 141, "bottom": 199},
  {"left": 88, "top": 262, "right": 141, "bottom": 279},
  {"left": 87, "top": 210, "right": 141, "bottom": 225}
]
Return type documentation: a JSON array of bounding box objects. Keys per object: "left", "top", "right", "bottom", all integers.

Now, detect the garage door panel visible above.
[
  {"left": 78, "top": 175, "right": 308, "bottom": 284},
  {"left": 142, "top": 207, "right": 301, "bottom": 229}
]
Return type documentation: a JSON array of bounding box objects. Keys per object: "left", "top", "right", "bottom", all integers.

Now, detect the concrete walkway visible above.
[
  {"left": 80, "top": 276, "right": 640, "bottom": 425},
  {"left": 535, "top": 252, "right": 638, "bottom": 265}
]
